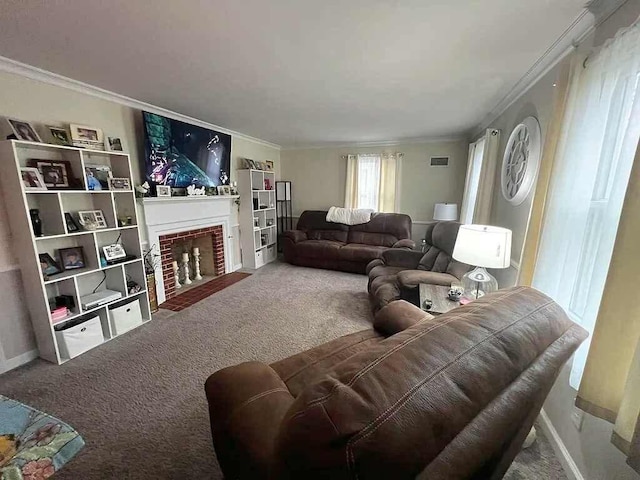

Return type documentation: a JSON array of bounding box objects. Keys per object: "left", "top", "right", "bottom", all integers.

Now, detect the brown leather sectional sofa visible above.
[
  {"left": 205, "top": 287, "right": 588, "bottom": 479},
  {"left": 282, "top": 210, "right": 414, "bottom": 274}
]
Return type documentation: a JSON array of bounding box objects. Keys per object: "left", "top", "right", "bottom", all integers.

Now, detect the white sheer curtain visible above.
[
  {"left": 460, "top": 129, "right": 500, "bottom": 224},
  {"left": 532, "top": 20, "right": 640, "bottom": 389},
  {"left": 344, "top": 153, "right": 400, "bottom": 212}
]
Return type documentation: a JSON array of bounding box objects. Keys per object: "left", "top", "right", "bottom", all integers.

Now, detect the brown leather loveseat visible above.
[
  {"left": 205, "top": 287, "right": 588, "bottom": 479},
  {"left": 367, "top": 221, "right": 470, "bottom": 312},
  {"left": 282, "top": 210, "right": 414, "bottom": 274}
]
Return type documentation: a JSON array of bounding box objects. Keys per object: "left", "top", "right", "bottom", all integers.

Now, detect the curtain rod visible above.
[{"left": 341, "top": 153, "right": 404, "bottom": 160}]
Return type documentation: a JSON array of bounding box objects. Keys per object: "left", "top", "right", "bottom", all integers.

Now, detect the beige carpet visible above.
[{"left": 0, "top": 261, "right": 565, "bottom": 479}]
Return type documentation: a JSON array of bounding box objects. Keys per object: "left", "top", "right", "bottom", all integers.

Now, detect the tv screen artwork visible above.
[{"left": 143, "top": 111, "right": 232, "bottom": 188}]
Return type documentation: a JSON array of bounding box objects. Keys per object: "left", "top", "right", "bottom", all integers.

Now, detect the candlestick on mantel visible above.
[
  {"left": 193, "top": 247, "right": 203, "bottom": 281},
  {"left": 193, "top": 247, "right": 199, "bottom": 255},
  {"left": 172, "top": 260, "right": 181, "bottom": 289}
]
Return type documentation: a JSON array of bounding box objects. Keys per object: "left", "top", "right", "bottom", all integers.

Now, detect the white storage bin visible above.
[
  {"left": 109, "top": 299, "right": 143, "bottom": 335},
  {"left": 55, "top": 316, "right": 104, "bottom": 359},
  {"left": 255, "top": 249, "right": 265, "bottom": 268},
  {"left": 266, "top": 245, "right": 276, "bottom": 262}
]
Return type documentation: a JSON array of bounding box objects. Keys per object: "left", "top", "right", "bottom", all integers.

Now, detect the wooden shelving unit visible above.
[
  {"left": 0, "top": 140, "right": 151, "bottom": 364},
  {"left": 238, "top": 169, "right": 277, "bottom": 269}
]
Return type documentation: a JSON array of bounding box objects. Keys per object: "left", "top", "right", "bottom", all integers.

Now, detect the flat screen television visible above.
[{"left": 142, "top": 111, "right": 232, "bottom": 188}]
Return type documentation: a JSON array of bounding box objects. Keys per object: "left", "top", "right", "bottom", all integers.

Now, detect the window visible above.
[
  {"left": 356, "top": 154, "right": 381, "bottom": 210},
  {"left": 345, "top": 153, "right": 400, "bottom": 212},
  {"left": 532, "top": 37, "right": 640, "bottom": 389},
  {"left": 460, "top": 137, "right": 485, "bottom": 224}
]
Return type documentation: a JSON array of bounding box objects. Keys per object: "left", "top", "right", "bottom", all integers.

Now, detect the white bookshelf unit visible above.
[
  {"left": 238, "top": 169, "right": 277, "bottom": 269},
  {"left": 0, "top": 140, "right": 151, "bottom": 364}
]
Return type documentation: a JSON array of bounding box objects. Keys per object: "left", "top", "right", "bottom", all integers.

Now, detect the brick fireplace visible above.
[{"left": 159, "top": 225, "right": 225, "bottom": 301}]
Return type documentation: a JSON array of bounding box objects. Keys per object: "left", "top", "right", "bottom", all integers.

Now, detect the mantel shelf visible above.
[{"left": 140, "top": 195, "right": 239, "bottom": 204}]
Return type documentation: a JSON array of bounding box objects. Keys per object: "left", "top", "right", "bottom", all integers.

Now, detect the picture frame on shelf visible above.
[
  {"left": 64, "top": 213, "right": 80, "bottom": 233},
  {"left": 102, "top": 243, "right": 127, "bottom": 262},
  {"left": 156, "top": 185, "right": 172, "bottom": 197},
  {"left": 265, "top": 160, "right": 274, "bottom": 171},
  {"left": 108, "top": 177, "right": 131, "bottom": 190},
  {"left": 217, "top": 185, "right": 231, "bottom": 196},
  {"left": 243, "top": 158, "right": 255, "bottom": 169},
  {"left": 7, "top": 119, "right": 41, "bottom": 142},
  {"left": 85, "top": 164, "right": 112, "bottom": 190},
  {"left": 106, "top": 136, "right": 123, "bottom": 152},
  {"left": 20, "top": 167, "right": 47, "bottom": 191},
  {"left": 39, "top": 253, "right": 61, "bottom": 277},
  {"left": 48, "top": 126, "right": 71, "bottom": 146},
  {"left": 70, "top": 124, "right": 104, "bottom": 150},
  {"left": 29, "top": 159, "right": 71, "bottom": 189},
  {"left": 78, "top": 210, "right": 107, "bottom": 230},
  {"left": 58, "top": 246, "right": 86, "bottom": 271}
]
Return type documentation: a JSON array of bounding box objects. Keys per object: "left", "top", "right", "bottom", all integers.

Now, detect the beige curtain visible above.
[
  {"left": 379, "top": 153, "right": 400, "bottom": 213},
  {"left": 344, "top": 154, "right": 358, "bottom": 209},
  {"left": 576, "top": 141, "right": 640, "bottom": 473}
]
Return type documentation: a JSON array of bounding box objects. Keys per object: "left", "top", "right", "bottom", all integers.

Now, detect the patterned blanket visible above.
[{"left": 0, "top": 395, "right": 84, "bottom": 480}]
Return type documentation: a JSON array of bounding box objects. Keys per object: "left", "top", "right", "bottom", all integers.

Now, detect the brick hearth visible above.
[{"left": 159, "top": 225, "right": 225, "bottom": 300}]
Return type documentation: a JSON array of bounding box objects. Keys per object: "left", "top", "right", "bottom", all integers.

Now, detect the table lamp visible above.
[
  {"left": 452, "top": 225, "right": 512, "bottom": 300},
  {"left": 433, "top": 203, "right": 458, "bottom": 221}
]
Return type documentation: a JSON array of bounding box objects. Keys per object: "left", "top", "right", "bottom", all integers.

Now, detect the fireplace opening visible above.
[{"left": 159, "top": 225, "right": 225, "bottom": 301}]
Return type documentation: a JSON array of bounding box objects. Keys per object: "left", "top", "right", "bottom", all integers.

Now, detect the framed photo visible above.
[
  {"left": 64, "top": 213, "right": 80, "bottom": 233},
  {"left": 20, "top": 167, "right": 47, "bottom": 191},
  {"left": 217, "top": 185, "right": 231, "bottom": 196},
  {"left": 108, "top": 177, "right": 131, "bottom": 190},
  {"left": 107, "top": 137, "right": 123, "bottom": 151},
  {"left": 85, "top": 164, "right": 112, "bottom": 190},
  {"left": 78, "top": 210, "right": 107, "bottom": 230},
  {"left": 102, "top": 243, "right": 127, "bottom": 262},
  {"left": 29, "top": 159, "right": 70, "bottom": 189},
  {"left": 48, "top": 127, "right": 71, "bottom": 146},
  {"left": 58, "top": 246, "right": 86, "bottom": 271},
  {"left": 156, "top": 185, "right": 172, "bottom": 197},
  {"left": 70, "top": 124, "right": 104, "bottom": 150},
  {"left": 265, "top": 160, "right": 274, "bottom": 171},
  {"left": 7, "top": 119, "right": 41, "bottom": 142},
  {"left": 39, "top": 253, "right": 61, "bottom": 277}
]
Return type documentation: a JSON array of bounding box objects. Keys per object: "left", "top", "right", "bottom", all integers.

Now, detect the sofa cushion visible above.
[
  {"left": 347, "top": 213, "right": 412, "bottom": 246},
  {"left": 297, "top": 211, "right": 349, "bottom": 243},
  {"left": 368, "top": 265, "right": 405, "bottom": 281},
  {"left": 339, "top": 244, "right": 387, "bottom": 263},
  {"left": 295, "top": 240, "right": 344, "bottom": 259},
  {"left": 397, "top": 270, "right": 458, "bottom": 288}
]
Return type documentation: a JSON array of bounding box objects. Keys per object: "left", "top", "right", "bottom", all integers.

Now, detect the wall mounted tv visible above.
[{"left": 143, "top": 111, "right": 232, "bottom": 188}]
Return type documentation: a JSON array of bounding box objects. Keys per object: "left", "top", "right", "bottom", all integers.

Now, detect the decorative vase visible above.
[
  {"left": 146, "top": 273, "right": 158, "bottom": 313},
  {"left": 29, "top": 209, "right": 43, "bottom": 237}
]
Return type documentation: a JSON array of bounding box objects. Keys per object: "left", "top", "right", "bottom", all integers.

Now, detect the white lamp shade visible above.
[
  {"left": 452, "top": 225, "right": 512, "bottom": 268},
  {"left": 433, "top": 203, "right": 458, "bottom": 221}
]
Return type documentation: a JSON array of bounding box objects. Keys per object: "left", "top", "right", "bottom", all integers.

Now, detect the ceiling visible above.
[{"left": 0, "top": 0, "right": 588, "bottom": 148}]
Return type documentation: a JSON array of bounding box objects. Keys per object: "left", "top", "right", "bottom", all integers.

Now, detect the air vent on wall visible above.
[{"left": 430, "top": 156, "right": 449, "bottom": 166}]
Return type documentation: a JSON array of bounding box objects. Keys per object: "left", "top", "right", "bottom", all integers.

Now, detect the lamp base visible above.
[{"left": 461, "top": 266, "right": 498, "bottom": 300}]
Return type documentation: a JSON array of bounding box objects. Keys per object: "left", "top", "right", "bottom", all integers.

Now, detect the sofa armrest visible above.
[
  {"left": 205, "top": 362, "right": 295, "bottom": 478},
  {"left": 366, "top": 258, "right": 385, "bottom": 275},
  {"left": 374, "top": 300, "right": 435, "bottom": 336},
  {"left": 391, "top": 238, "right": 415, "bottom": 249},
  {"left": 397, "top": 270, "right": 458, "bottom": 289},
  {"left": 282, "top": 230, "right": 307, "bottom": 243},
  {"left": 380, "top": 248, "right": 424, "bottom": 268}
]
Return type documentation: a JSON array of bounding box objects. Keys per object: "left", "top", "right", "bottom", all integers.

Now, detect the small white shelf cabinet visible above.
[
  {"left": 238, "top": 169, "right": 277, "bottom": 269},
  {"left": 0, "top": 140, "right": 152, "bottom": 364}
]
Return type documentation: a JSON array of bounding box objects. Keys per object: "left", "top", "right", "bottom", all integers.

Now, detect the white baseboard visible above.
[
  {"left": 538, "top": 409, "right": 585, "bottom": 480},
  {"left": 0, "top": 349, "right": 38, "bottom": 374}
]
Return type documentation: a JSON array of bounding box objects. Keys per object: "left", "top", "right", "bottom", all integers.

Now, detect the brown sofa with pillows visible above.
[
  {"left": 282, "top": 210, "right": 414, "bottom": 274},
  {"left": 367, "top": 221, "right": 470, "bottom": 312},
  {"left": 204, "top": 287, "right": 588, "bottom": 479}
]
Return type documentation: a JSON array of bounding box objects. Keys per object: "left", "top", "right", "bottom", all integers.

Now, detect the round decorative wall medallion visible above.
[{"left": 501, "top": 116, "right": 541, "bottom": 205}]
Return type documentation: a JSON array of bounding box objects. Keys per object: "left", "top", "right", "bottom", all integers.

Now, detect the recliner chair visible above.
[
  {"left": 367, "top": 221, "right": 470, "bottom": 312},
  {"left": 205, "top": 287, "right": 588, "bottom": 479}
]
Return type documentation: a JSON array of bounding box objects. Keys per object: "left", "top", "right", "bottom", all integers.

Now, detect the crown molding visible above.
[
  {"left": 470, "top": 8, "right": 597, "bottom": 138},
  {"left": 0, "top": 55, "right": 281, "bottom": 151},
  {"left": 280, "top": 135, "right": 467, "bottom": 151}
]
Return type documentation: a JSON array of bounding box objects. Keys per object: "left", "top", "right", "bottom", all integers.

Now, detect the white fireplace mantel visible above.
[{"left": 139, "top": 195, "right": 240, "bottom": 304}]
